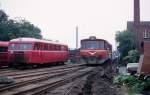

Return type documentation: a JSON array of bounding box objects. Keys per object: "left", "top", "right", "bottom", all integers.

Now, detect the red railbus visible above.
[
  {"left": 8, "top": 38, "right": 68, "bottom": 68},
  {"left": 0, "top": 41, "right": 9, "bottom": 67},
  {"left": 80, "top": 36, "right": 112, "bottom": 64}
]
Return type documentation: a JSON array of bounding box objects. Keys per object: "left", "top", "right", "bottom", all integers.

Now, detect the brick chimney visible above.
[{"left": 134, "top": 0, "right": 140, "bottom": 24}]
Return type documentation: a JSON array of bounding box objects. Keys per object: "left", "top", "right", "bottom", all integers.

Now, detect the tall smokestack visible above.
[
  {"left": 76, "top": 26, "right": 78, "bottom": 49},
  {"left": 134, "top": 0, "right": 140, "bottom": 24}
]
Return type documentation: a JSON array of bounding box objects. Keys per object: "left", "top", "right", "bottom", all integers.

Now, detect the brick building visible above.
[{"left": 127, "top": 0, "right": 150, "bottom": 53}]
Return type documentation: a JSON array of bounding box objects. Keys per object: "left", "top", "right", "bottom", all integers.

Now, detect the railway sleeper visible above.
[
  {"left": 0, "top": 66, "right": 85, "bottom": 93},
  {"left": 12, "top": 69, "right": 92, "bottom": 95}
]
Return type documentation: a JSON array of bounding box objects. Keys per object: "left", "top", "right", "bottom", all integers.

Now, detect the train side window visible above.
[
  {"left": 48, "top": 44, "right": 50, "bottom": 51},
  {"left": 51, "top": 45, "right": 54, "bottom": 51},
  {"left": 54, "top": 45, "right": 57, "bottom": 51},
  {"left": 58, "top": 46, "right": 61, "bottom": 51},
  {"left": 44, "top": 44, "right": 49, "bottom": 50},
  {"left": 34, "top": 43, "right": 40, "bottom": 50},
  {"left": 55, "top": 45, "right": 58, "bottom": 51},
  {"left": 49, "top": 44, "right": 52, "bottom": 51},
  {"left": 34, "top": 43, "right": 38, "bottom": 50},
  {"left": 46, "top": 44, "right": 49, "bottom": 50},
  {"left": 39, "top": 43, "right": 42, "bottom": 50},
  {"left": 61, "top": 46, "right": 64, "bottom": 51},
  {"left": 57, "top": 45, "right": 61, "bottom": 51}
]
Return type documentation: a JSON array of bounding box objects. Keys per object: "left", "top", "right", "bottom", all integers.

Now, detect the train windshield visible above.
[
  {"left": 0, "top": 47, "right": 8, "bottom": 52},
  {"left": 9, "top": 43, "right": 32, "bottom": 50},
  {"left": 81, "top": 41, "right": 104, "bottom": 49}
]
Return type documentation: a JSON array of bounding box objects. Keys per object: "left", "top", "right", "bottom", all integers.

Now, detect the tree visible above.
[
  {"left": 115, "top": 30, "right": 136, "bottom": 58},
  {"left": 0, "top": 10, "right": 9, "bottom": 41},
  {"left": 0, "top": 10, "right": 42, "bottom": 41},
  {"left": 0, "top": 10, "right": 8, "bottom": 21},
  {"left": 123, "top": 50, "right": 140, "bottom": 63}
]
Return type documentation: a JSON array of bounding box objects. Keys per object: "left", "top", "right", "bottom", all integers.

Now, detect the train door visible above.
[
  {"left": 53, "top": 45, "right": 58, "bottom": 62},
  {"left": 40, "top": 43, "right": 44, "bottom": 64},
  {"left": 33, "top": 42, "right": 42, "bottom": 63},
  {"left": 48, "top": 44, "right": 53, "bottom": 63},
  {"left": 56, "top": 45, "right": 61, "bottom": 61},
  {"left": 42, "top": 43, "right": 49, "bottom": 63}
]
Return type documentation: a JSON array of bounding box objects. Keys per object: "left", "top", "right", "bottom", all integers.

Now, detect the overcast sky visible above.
[{"left": 0, "top": 0, "right": 150, "bottom": 49}]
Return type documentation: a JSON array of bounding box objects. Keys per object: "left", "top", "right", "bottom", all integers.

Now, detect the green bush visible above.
[
  {"left": 113, "top": 75, "right": 150, "bottom": 93},
  {"left": 113, "top": 75, "right": 124, "bottom": 85},
  {"left": 133, "top": 81, "right": 150, "bottom": 93},
  {"left": 113, "top": 75, "right": 137, "bottom": 86}
]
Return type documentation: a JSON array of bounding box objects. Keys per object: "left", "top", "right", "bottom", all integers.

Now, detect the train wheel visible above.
[
  {"left": 59, "top": 62, "right": 64, "bottom": 65},
  {"left": 11, "top": 62, "right": 18, "bottom": 69},
  {"left": 79, "top": 58, "right": 86, "bottom": 64},
  {"left": 8, "top": 63, "right": 13, "bottom": 68},
  {"left": 32, "top": 64, "right": 38, "bottom": 68}
]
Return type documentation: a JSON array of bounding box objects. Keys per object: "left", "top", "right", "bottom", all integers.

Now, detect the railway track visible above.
[
  {"left": 0, "top": 64, "right": 84, "bottom": 77},
  {"left": 0, "top": 61, "right": 116, "bottom": 95},
  {"left": 45, "top": 61, "right": 116, "bottom": 95},
  {"left": 0, "top": 66, "right": 85, "bottom": 89},
  {"left": 0, "top": 68, "right": 18, "bottom": 74},
  {"left": 9, "top": 68, "right": 93, "bottom": 95},
  {"left": 0, "top": 66, "right": 92, "bottom": 95},
  {"left": 5, "top": 66, "right": 83, "bottom": 79}
]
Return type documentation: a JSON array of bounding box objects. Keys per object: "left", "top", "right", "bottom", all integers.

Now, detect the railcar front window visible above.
[
  {"left": 9, "top": 44, "right": 32, "bottom": 50},
  {"left": 81, "top": 41, "right": 104, "bottom": 49}
]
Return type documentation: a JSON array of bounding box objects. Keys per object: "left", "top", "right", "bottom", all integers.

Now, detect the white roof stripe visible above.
[{"left": 10, "top": 37, "right": 66, "bottom": 46}]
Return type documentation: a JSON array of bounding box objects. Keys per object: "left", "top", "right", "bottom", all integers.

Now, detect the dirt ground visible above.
[
  {"left": 45, "top": 67, "right": 125, "bottom": 95},
  {"left": 81, "top": 67, "right": 125, "bottom": 95}
]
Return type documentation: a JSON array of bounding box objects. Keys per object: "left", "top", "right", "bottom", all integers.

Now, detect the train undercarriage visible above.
[{"left": 80, "top": 57, "right": 116, "bottom": 79}]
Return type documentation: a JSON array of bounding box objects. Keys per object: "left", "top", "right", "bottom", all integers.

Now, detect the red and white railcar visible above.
[
  {"left": 80, "top": 36, "right": 112, "bottom": 64},
  {"left": 8, "top": 38, "right": 68, "bottom": 68},
  {"left": 0, "top": 41, "right": 9, "bottom": 67}
]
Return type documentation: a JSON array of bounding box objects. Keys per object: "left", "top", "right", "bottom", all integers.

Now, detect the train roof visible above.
[
  {"left": 81, "top": 36, "right": 112, "bottom": 46},
  {"left": 0, "top": 41, "right": 9, "bottom": 47},
  {"left": 10, "top": 37, "right": 67, "bottom": 46}
]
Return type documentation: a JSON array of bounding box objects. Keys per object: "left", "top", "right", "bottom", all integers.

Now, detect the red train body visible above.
[
  {"left": 0, "top": 41, "right": 9, "bottom": 67},
  {"left": 80, "top": 36, "right": 112, "bottom": 64},
  {"left": 8, "top": 38, "right": 68, "bottom": 68}
]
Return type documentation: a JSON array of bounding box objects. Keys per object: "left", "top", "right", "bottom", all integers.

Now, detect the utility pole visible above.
[{"left": 76, "top": 26, "right": 78, "bottom": 49}]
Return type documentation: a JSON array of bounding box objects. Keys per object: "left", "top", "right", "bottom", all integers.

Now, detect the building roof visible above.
[
  {"left": 127, "top": 21, "right": 150, "bottom": 26},
  {"left": 127, "top": 21, "right": 150, "bottom": 32},
  {"left": 140, "top": 21, "right": 150, "bottom": 26}
]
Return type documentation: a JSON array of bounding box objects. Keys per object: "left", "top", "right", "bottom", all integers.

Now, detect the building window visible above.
[{"left": 143, "top": 29, "right": 149, "bottom": 39}]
